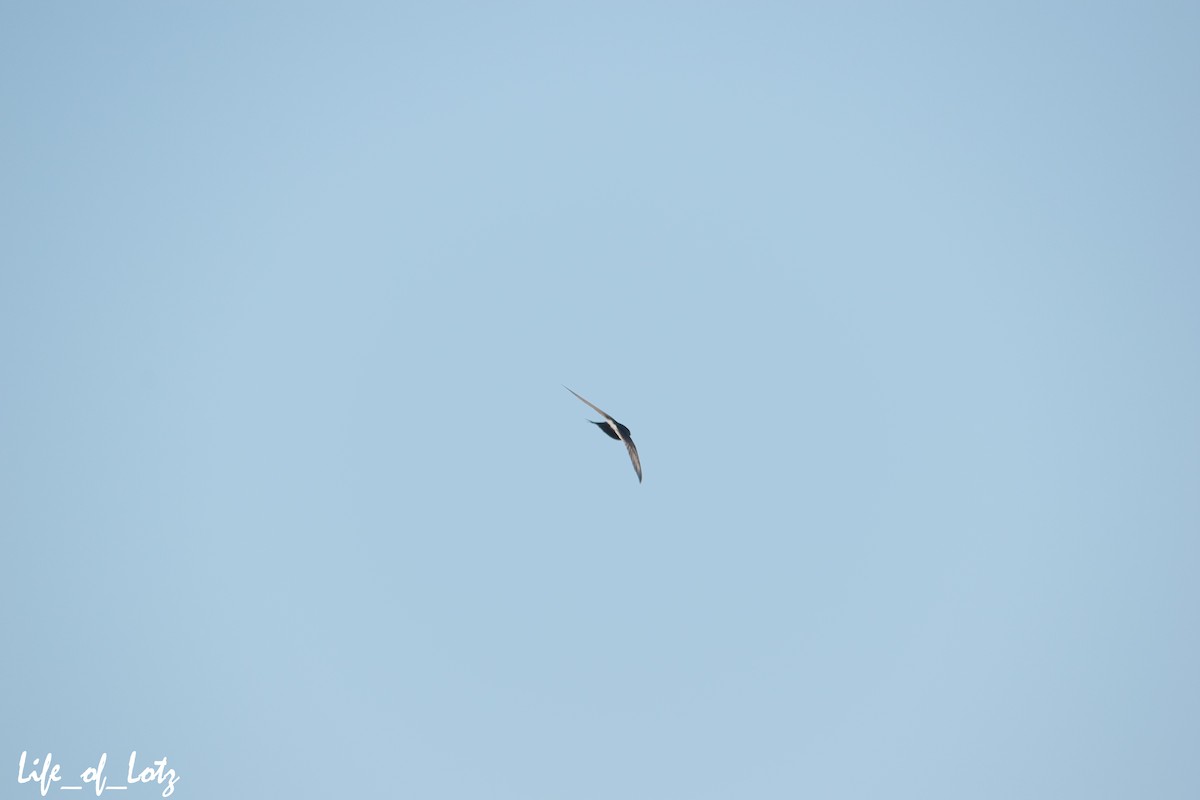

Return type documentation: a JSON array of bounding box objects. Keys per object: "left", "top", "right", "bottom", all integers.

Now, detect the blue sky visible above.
[{"left": 2, "top": 2, "right": 1198, "bottom": 798}]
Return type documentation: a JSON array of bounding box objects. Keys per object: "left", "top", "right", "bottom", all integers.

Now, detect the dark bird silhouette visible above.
[{"left": 564, "top": 386, "right": 642, "bottom": 483}]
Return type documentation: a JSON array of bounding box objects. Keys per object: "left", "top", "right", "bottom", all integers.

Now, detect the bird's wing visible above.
[
  {"left": 564, "top": 386, "right": 614, "bottom": 422},
  {"left": 622, "top": 436, "right": 643, "bottom": 483}
]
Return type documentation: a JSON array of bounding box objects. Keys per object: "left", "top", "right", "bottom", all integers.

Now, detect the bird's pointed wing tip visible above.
[{"left": 565, "top": 387, "right": 610, "bottom": 419}]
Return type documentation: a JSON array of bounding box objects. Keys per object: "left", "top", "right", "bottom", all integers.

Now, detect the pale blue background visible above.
[{"left": 2, "top": 2, "right": 1198, "bottom": 798}]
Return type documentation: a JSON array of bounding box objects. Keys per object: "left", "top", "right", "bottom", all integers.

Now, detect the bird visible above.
[{"left": 564, "top": 386, "right": 642, "bottom": 483}]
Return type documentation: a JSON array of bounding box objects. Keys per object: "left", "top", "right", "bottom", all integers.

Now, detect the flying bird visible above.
[{"left": 564, "top": 386, "right": 642, "bottom": 483}]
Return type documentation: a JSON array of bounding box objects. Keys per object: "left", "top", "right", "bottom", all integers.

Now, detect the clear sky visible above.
[{"left": 2, "top": 2, "right": 1198, "bottom": 798}]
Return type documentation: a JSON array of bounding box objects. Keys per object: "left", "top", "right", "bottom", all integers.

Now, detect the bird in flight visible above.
[{"left": 564, "top": 386, "right": 643, "bottom": 483}]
